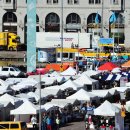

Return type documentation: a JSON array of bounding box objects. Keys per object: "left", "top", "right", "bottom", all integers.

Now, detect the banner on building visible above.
[
  {"left": 99, "top": 38, "right": 114, "bottom": 47},
  {"left": 27, "top": 0, "right": 36, "bottom": 72}
]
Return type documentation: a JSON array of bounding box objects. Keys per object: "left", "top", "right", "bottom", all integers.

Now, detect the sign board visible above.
[
  {"left": 115, "top": 112, "right": 124, "bottom": 130},
  {"left": 120, "top": 77, "right": 128, "bottom": 87},
  {"left": 38, "top": 50, "right": 48, "bottom": 62},
  {"left": 38, "top": 48, "right": 56, "bottom": 63},
  {"left": 36, "top": 32, "right": 92, "bottom": 49},
  {"left": 99, "top": 38, "right": 114, "bottom": 47}
]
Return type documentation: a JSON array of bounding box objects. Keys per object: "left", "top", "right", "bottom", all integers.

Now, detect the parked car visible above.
[
  {"left": 0, "top": 66, "right": 25, "bottom": 77},
  {"left": 26, "top": 68, "right": 49, "bottom": 76}
]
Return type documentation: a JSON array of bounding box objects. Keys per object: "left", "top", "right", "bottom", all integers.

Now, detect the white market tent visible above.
[
  {"left": 27, "top": 92, "right": 39, "bottom": 102},
  {"left": 94, "top": 100, "right": 120, "bottom": 116},
  {"left": 60, "top": 66, "right": 77, "bottom": 76},
  {"left": 89, "top": 90, "right": 112, "bottom": 98},
  {"left": 66, "top": 89, "right": 97, "bottom": 101},
  {"left": 82, "top": 70, "right": 98, "bottom": 77},
  {"left": 49, "top": 71, "right": 60, "bottom": 77},
  {"left": 126, "top": 101, "right": 130, "bottom": 112},
  {"left": 0, "top": 79, "right": 11, "bottom": 94},
  {"left": 41, "top": 102, "right": 58, "bottom": 111},
  {"left": 10, "top": 100, "right": 46, "bottom": 122},
  {"left": 110, "top": 87, "right": 130, "bottom": 93},
  {"left": 0, "top": 93, "right": 21, "bottom": 105},
  {"left": 35, "top": 88, "right": 62, "bottom": 98},
  {"left": 51, "top": 99, "right": 80, "bottom": 107},
  {"left": 73, "top": 74, "right": 99, "bottom": 90},
  {"left": 0, "top": 79, "right": 10, "bottom": 89},
  {"left": 41, "top": 77, "right": 57, "bottom": 86},
  {"left": 11, "top": 78, "right": 38, "bottom": 91},
  {"left": 5, "top": 78, "right": 25, "bottom": 85},
  {"left": 44, "top": 85, "right": 61, "bottom": 90},
  {"left": 19, "top": 78, "right": 38, "bottom": 86},
  {"left": 111, "top": 68, "right": 121, "bottom": 73},
  {"left": 10, "top": 100, "right": 45, "bottom": 115},
  {"left": 60, "top": 79, "right": 83, "bottom": 91}
]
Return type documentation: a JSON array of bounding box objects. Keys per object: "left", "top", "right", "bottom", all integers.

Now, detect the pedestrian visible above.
[
  {"left": 89, "top": 122, "right": 95, "bottom": 130},
  {"left": 31, "top": 115, "right": 37, "bottom": 128},
  {"left": 55, "top": 116, "right": 60, "bottom": 130},
  {"left": 85, "top": 120, "right": 89, "bottom": 130},
  {"left": 46, "top": 115, "right": 52, "bottom": 130},
  {"left": 42, "top": 112, "right": 47, "bottom": 130},
  {"left": 88, "top": 115, "right": 92, "bottom": 125}
]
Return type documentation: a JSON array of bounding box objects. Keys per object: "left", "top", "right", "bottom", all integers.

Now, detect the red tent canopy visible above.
[{"left": 98, "top": 62, "right": 118, "bottom": 71}]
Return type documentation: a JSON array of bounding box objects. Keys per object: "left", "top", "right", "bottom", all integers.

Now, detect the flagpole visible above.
[
  {"left": 110, "top": 12, "right": 116, "bottom": 54},
  {"left": 113, "top": 23, "right": 115, "bottom": 54},
  {"left": 95, "top": 12, "right": 99, "bottom": 59}
]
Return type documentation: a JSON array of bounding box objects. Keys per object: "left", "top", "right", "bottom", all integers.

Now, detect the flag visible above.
[
  {"left": 110, "top": 12, "right": 116, "bottom": 23},
  {"left": 95, "top": 12, "right": 99, "bottom": 24}
]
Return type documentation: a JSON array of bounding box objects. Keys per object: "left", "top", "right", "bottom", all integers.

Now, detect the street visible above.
[{"left": 60, "top": 121, "right": 85, "bottom": 130}]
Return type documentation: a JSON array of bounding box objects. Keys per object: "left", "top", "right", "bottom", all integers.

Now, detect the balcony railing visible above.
[{"left": 65, "top": 23, "right": 82, "bottom": 30}]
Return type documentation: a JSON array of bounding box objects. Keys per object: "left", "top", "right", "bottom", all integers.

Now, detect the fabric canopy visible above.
[
  {"left": 98, "top": 62, "right": 118, "bottom": 71},
  {"left": 60, "top": 66, "right": 77, "bottom": 76},
  {"left": 10, "top": 100, "right": 45, "bottom": 115},
  {"left": 60, "top": 79, "right": 83, "bottom": 90},
  {"left": 94, "top": 100, "right": 120, "bottom": 116},
  {"left": 66, "top": 89, "right": 97, "bottom": 101},
  {"left": 122, "top": 60, "right": 130, "bottom": 68}
]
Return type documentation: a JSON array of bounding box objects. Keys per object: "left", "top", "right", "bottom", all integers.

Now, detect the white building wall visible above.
[{"left": 0, "top": 0, "right": 130, "bottom": 47}]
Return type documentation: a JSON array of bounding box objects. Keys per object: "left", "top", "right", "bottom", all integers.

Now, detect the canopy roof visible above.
[
  {"left": 60, "top": 66, "right": 77, "bottom": 76},
  {"left": 0, "top": 93, "right": 20, "bottom": 105},
  {"left": 94, "top": 100, "right": 120, "bottom": 116},
  {"left": 66, "top": 89, "right": 97, "bottom": 101},
  {"left": 98, "top": 62, "right": 118, "bottom": 71},
  {"left": 74, "top": 74, "right": 98, "bottom": 86},
  {"left": 10, "top": 100, "right": 45, "bottom": 115},
  {"left": 122, "top": 60, "right": 130, "bottom": 68},
  {"left": 60, "top": 79, "right": 83, "bottom": 90}
]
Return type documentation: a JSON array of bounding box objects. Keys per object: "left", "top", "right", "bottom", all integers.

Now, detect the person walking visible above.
[
  {"left": 55, "top": 116, "right": 60, "bottom": 130},
  {"left": 46, "top": 115, "right": 52, "bottom": 130},
  {"left": 31, "top": 115, "right": 37, "bottom": 128},
  {"left": 42, "top": 113, "right": 47, "bottom": 130}
]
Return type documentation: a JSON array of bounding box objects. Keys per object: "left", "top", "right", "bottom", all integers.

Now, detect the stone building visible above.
[{"left": 0, "top": 0, "right": 130, "bottom": 47}]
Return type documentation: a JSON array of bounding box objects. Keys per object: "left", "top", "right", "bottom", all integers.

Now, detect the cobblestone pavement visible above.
[{"left": 60, "top": 121, "right": 85, "bottom": 130}]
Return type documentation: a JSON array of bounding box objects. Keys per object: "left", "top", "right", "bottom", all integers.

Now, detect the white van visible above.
[{"left": 0, "top": 66, "right": 24, "bottom": 77}]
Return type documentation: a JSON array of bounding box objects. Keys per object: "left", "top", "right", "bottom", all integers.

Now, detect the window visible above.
[
  {"left": 47, "top": 0, "right": 52, "bottom": 4},
  {"left": 0, "top": 124, "right": 9, "bottom": 129},
  {"left": 21, "top": 122, "right": 27, "bottom": 129},
  {"left": 113, "top": 0, "right": 118, "bottom": 4},
  {"left": 2, "top": 68, "right": 9, "bottom": 71},
  {"left": 110, "top": 0, "right": 118, "bottom": 4},
  {"left": 95, "top": 0, "right": 101, "bottom": 4},
  {"left": 53, "top": 0, "right": 58, "bottom": 4},
  {"left": 68, "top": 0, "right": 73, "bottom": 4},
  {"left": 89, "top": 0, "right": 94, "bottom": 4},
  {"left": 10, "top": 124, "right": 19, "bottom": 128},
  {"left": 74, "top": 0, "right": 79, "bottom": 4},
  {"left": 6, "top": 0, "right": 11, "bottom": 3},
  {"left": 10, "top": 68, "right": 14, "bottom": 71}
]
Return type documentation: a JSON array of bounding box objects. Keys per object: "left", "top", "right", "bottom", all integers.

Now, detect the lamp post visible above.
[
  {"left": 39, "top": 72, "right": 41, "bottom": 130},
  {"left": 61, "top": 0, "right": 64, "bottom": 64}
]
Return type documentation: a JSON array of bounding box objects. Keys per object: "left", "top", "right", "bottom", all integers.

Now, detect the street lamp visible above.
[
  {"left": 61, "top": 0, "right": 64, "bottom": 64},
  {"left": 38, "top": 73, "right": 45, "bottom": 130}
]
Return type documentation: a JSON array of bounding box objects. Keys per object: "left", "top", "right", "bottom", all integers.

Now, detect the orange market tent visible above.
[
  {"left": 98, "top": 62, "right": 118, "bottom": 71},
  {"left": 122, "top": 60, "right": 130, "bottom": 68}
]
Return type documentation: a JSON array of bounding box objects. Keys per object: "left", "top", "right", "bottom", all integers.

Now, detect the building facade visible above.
[{"left": 0, "top": 0, "right": 130, "bottom": 47}]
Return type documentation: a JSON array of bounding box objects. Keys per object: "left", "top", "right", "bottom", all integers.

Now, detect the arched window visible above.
[
  {"left": 45, "top": 13, "right": 60, "bottom": 32},
  {"left": 3, "top": 12, "right": 17, "bottom": 33}
]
